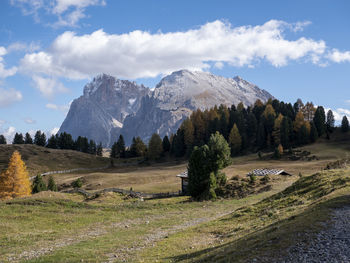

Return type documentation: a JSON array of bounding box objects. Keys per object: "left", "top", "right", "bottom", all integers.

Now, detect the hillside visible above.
[{"left": 0, "top": 144, "right": 110, "bottom": 176}]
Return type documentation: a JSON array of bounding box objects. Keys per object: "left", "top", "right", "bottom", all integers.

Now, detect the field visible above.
[{"left": 1, "top": 131, "right": 350, "bottom": 262}]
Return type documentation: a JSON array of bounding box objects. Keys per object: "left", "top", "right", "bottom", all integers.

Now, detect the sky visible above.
[{"left": 0, "top": 0, "right": 350, "bottom": 142}]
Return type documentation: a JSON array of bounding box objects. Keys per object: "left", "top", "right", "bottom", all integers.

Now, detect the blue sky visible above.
[{"left": 0, "top": 0, "right": 350, "bottom": 141}]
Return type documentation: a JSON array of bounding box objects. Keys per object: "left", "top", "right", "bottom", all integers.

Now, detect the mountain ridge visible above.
[{"left": 59, "top": 70, "right": 274, "bottom": 146}]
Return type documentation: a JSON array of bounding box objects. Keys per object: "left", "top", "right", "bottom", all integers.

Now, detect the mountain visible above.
[
  {"left": 59, "top": 70, "right": 273, "bottom": 146},
  {"left": 121, "top": 70, "right": 273, "bottom": 144},
  {"left": 58, "top": 74, "right": 150, "bottom": 146}
]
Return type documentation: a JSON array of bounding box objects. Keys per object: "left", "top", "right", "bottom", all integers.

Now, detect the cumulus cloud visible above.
[
  {"left": 49, "top": 127, "right": 60, "bottom": 135},
  {"left": 3, "top": 126, "right": 16, "bottom": 143},
  {"left": 327, "top": 49, "right": 350, "bottom": 63},
  {"left": 325, "top": 108, "right": 350, "bottom": 123},
  {"left": 11, "top": 0, "right": 106, "bottom": 27},
  {"left": 46, "top": 102, "right": 71, "bottom": 114},
  {"left": 0, "top": 46, "right": 17, "bottom": 78},
  {"left": 0, "top": 87, "right": 23, "bottom": 107},
  {"left": 20, "top": 20, "right": 330, "bottom": 80},
  {"left": 32, "top": 75, "right": 68, "bottom": 98}
]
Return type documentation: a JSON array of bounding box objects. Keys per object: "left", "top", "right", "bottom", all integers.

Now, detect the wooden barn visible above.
[{"left": 247, "top": 168, "right": 292, "bottom": 176}]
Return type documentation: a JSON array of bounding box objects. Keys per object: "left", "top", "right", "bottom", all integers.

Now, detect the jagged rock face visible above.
[
  {"left": 59, "top": 70, "right": 274, "bottom": 146},
  {"left": 58, "top": 74, "right": 150, "bottom": 146},
  {"left": 121, "top": 70, "right": 273, "bottom": 144}
]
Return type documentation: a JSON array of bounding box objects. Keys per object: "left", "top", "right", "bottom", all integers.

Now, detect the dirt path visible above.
[{"left": 104, "top": 210, "right": 237, "bottom": 263}]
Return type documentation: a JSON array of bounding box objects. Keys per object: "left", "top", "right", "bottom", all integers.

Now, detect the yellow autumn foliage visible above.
[{"left": 0, "top": 151, "right": 32, "bottom": 199}]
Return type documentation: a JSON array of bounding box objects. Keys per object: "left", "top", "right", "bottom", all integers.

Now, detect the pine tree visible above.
[
  {"left": 96, "top": 143, "right": 103, "bottom": 156},
  {"left": 12, "top": 133, "right": 24, "bottom": 144},
  {"left": 88, "top": 140, "right": 96, "bottom": 155},
  {"left": 34, "top": 130, "right": 46, "bottom": 146},
  {"left": 256, "top": 121, "right": 266, "bottom": 149},
  {"left": 310, "top": 121, "right": 319, "bottom": 143},
  {"left": 313, "top": 106, "right": 326, "bottom": 137},
  {"left": 0, "top": 135, "right": 7, "bottom": 144},
  {"left": 341, "top": 116, "right": 349, "bottom": 133},
  {"left": 326, "top": 110, "right": 335, "bottom": 132},
  {"left": 147, "top": 133, "right": 163, "bottom": 160},
  {"left": 110, "top": 142, "right": 118, "bottom": 158},
  {"left": 280, "top": 117, "right": 290, "bottom": 148},
  {"left": 0, "top": 151, "right": 31, "bottom": 199},
  {"left": 298, "top": 124, "right": 309, "bottom": 145},
  {"left": 46, "top": 135, "right": 58, "bottom": 149},
  {"left": 181, "top": 118, "right": 194, "bottom": 154},
  {"left": 129, "top": 137, "right": 147, "bottom": 157},
  {"left": 32, "top": 175, "right": 47, "bottom": 193},
  {"left": 162, "top": 136, "right": 171, "bottom": 152},
  {"left": 24, "top": 133, "right": 33, "bottom": 144},
  {"left": 116, "top": 135, "right": 126, "bottom": 158},
  {"left": 207, "top": 132, "right": 231, "bottom": 173},
  {"left": 47, "top": 176, "right": 58, "bottom": 192},
  {"left": 228, "top": 124, "right": 242, "bottom": 156}
]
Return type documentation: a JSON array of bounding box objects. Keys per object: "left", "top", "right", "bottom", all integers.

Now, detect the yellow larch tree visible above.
[{"left": 0, "top": 151, "right": 31, "bottom": 199}]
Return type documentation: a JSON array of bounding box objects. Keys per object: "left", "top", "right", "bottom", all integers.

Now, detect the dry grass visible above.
[{"left": 0, "top": 144, "right": 110, "bottom": 176}]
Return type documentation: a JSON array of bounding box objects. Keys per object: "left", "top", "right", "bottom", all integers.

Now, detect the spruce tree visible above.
[
  {"left": 280, "top": 117, "right": 290, "bottom": 148},
  {"left": 147, "top": 133, "right": 163, "bottom": 160},
  {"left": 96, "top": 143, "right": 103, "bottom": 156},
  {"left": 326, "top": 110, "right": 335, "bottom": 132},
  {"left": 88, "top": 140, "right": 96, "bottom": 155},
  {"left": 46, "top": 135, "right": 57, "bottom": 149},
  {"left": 116, "top": 135, "right": 126, "bottom": 158},
  {"left": 341, "top": 116, "right": 349, "bottom": 133},
  {"left": 188, "top": 145, "right": 211, "bottom": 199},
  {"left": 162, "top": 136, "right": 171, "bottom": 153},
  {"left": 0, "top": 151, "right": 31, "bottom": 199},
  {"left": 310, "top": 121, "right": 319, "bottom": 143},
  {"left": 228, "top": 124, "right": 242, "bottom": 156},
  {"left": 110, "top": 142, "right": 118, "bottom": 158},
  {"left": 32, "top": 175, "right": 47, "bottom": 193},
  {"left": 12, "top": 133, "right": 24, "bottom": 144},
  {"left": 34, "top": 130, "right": 46, "bottom": 146},
  {"left": 298, "top": 124, "right": 309, "bottom": 145},
  {"left": 47, "top": 176, "right": 58, "bottom": 192},
  {"left": 0, "top": 135, "right": 7, "bottom": 144},
  {"left": 24, "top": 133, "right": 33, "bottom": 144},
  {"left": 313, "top": 106, "right": 326, "bottom": 137},
  {"left": 207, "top": 132, "right": 231, "bottom": 174}
]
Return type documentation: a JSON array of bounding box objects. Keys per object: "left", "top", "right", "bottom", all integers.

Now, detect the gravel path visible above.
[{"left": 276, "top": 206, "right": 350, "bottom": 263}]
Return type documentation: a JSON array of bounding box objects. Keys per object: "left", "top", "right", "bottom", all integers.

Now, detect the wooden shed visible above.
[{"left": 176, "top": 171, "right": 188, "bottom": 193}]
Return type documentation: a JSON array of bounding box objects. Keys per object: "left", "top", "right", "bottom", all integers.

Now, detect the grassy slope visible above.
[
  {"left": 140, "top": 168, "right": 350, "bottom": 262},
  {"left": 0, "top": 144, "right": 110, "bottom": 176}
]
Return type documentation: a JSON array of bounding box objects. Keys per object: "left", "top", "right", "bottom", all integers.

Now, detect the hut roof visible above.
[
  {"left": 247, "top": 169, "right": 291, "bottom": 176},
  {"left": 176, "top": 171, "right": 188, "bottom": 178}
]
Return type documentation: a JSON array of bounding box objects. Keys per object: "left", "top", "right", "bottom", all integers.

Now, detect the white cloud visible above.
[
  {"left": 24, "top": 118, "right": 36, "bottom": 124},
  {"left": 20, "top": 20, "right": 329, "bottom": 80},
  {"left": 7, "top": 42, "right": 41, "bottom": 53},
  {"left": 0, "top": 87, "right": 23, "bottom": 107},
  {"left": 325, "top": 108, "right": 350, "bottom": 123},
  {"left": 3, "top": 126, "right": 16, "bottom": 143},
  {"left": 49, "top": 127, "right": 60, "bottom": 135},
  {"left": 11, "top": 0, "right": 105, "bottom": 27},
  {"left": 214, "top": 61, "right": 224, "bottom": 69},
  {"left": 46, "top": 101, "right": 71, "bottom": 113},
  {"left": 32, "top": 75, "right": 68, "bottom": 98},
  {"left": 0, "top": 46, "right": 17, "bottom": 78},
  {"left": 327, "top": 49, "right": 350, "bottom": 63}
]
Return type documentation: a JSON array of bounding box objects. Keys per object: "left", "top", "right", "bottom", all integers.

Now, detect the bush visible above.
[
  {"left": 47, "top": 176, "right": 58, "bottom": 191},
  {"left": 32, "top": 175, "right": 47, "bottom": 194},
  {"left": 249, "top": 174, "right": 257, "bottom": 184},
  {"left": 71, "top": 178, "right": 83, "bottom": 188},
  {"left": 260, "top": 174, "right": 271, "bottom": 184}
]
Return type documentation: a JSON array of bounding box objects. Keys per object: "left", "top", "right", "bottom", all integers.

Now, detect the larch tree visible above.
[
  {"left": 0, "top": 151, "right": 31, "bottom": 199},
  {"left": 228, "top": 124, "right": 242, "bottom": 156}
]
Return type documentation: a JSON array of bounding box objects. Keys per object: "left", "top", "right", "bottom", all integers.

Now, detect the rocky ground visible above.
[{"left": 273, "top": 206, "right": 350, "bottom": 263}]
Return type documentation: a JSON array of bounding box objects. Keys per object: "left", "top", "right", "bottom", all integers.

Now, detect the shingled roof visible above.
[{"left": 247, "top": 169, "right": 291, "bottom": 176}]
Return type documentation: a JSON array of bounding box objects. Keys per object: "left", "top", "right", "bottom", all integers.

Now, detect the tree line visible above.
[{"left": 0, "top": 130, "right": 103, "bottom": 156}]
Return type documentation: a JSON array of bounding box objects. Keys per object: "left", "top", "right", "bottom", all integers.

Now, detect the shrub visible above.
[
  {"left": 71, "top": 178, "right": 83, "bottom": 188},
  {"left": 260, "top": 174, "right": 271, "bottom": 184},
  {"left": 47, "top": 176, "right": 58, "bottom": 192},
  {"left": 249, "top": 174, "right": 257, "bottom": 184},
  {"left": 32, "top": 175, "right": 47, "bottom": 193}
]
